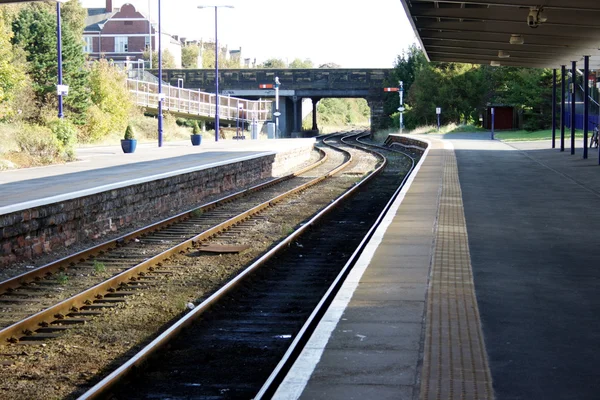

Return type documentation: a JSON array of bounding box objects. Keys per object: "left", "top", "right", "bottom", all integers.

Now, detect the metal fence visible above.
[{"left": 127, "top": 79, "right": 273, "bottom": 122}]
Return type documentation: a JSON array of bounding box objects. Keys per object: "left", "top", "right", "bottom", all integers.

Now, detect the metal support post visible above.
[
  {"left": 274, "top": 76, "right": 280, "bottom": 138},
  {"left": 399, "top": 81, "right": 404, "bottom": 134},
  {"left": 157, "top": 0, "right": 163, "bottom": 147},
  {"left": 584, "top": 55, "right": 590, "bottom": 159},
  {"left": 56, "top": 2, "right": 64, "bottom": 119},
  {"left": 561, "top": 65, "right": 566, "bottom": 151},
  {"left": 491, "top": 107, "right": 495, "bottom": 140},
  {"left": 552, "top": 69, "right": 557, "bottom": 149},
  {"left": 571, "top": 61, "right": 576, "bottom": 155},
  {"left": 214, "top": 7, "right": 220, "bottom": 142}
]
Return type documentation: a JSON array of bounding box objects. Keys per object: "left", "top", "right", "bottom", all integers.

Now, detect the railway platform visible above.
[
  {"left": 0, "top": 138, "right": 314, "bottom": 213},
  {"left": 275, "top": 133, "right": 600, "bottom": 400}
]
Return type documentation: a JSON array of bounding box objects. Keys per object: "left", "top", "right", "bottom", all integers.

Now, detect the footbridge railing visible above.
[{"left": 127, "top": 79, "right": 273, "bottom": 122}]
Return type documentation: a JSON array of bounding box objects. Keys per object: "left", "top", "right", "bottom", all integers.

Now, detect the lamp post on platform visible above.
[
  {"left": 55, "top": 0, "right": 70, "bottom": 119},
  {"left": 274, "top": 76, "right": 281, "bottom": 138},
  {"left": 157, "top": 0, "right": 163, "bottom": 147},
  {"left": 198, "top": 5, "right": 234, "bottom": 142}
]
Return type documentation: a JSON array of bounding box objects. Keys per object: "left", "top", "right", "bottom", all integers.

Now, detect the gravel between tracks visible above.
[{"left": 0, "top": 141, "right": 383, "bottom": 399}]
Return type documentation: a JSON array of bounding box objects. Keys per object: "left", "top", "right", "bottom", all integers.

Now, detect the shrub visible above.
[
  {"left": 15, "top": 124, "right": 64, "bottom": 164},
  {"left": 81, "top": 104, "right": 112, "bottom": 143},
  {"left": 124, "top": 124, "right": 135, "bottom": 140},
  {"left": 192, "top": 120, "right": 200, "bottom": 134},
  {"left": 47, "top": 118, "right": 77, "bottom": 160}
]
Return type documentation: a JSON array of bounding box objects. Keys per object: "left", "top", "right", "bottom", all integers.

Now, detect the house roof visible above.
[
  {"left": 84, "top": 9, "right": 115, "bottom": 32},
  {"left": 399, "top": 0, "right": 600, "bottom": 69}
]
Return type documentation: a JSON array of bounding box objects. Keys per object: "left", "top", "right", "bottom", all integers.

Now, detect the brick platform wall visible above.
[
  {"left": 385, "top": 135, "right": 428, "bottom": 155},
  {"left": 0, "top": 145, "right": 313, "bottom": 267}
]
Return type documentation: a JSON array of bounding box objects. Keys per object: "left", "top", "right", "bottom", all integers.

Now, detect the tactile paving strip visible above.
[{"left": 420, "top": 148, "right": 494, "bottom": 400}]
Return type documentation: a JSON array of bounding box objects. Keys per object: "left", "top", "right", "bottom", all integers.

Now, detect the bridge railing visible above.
[{"left": 127, "top": 79, "right": 273, "bottom": 122}]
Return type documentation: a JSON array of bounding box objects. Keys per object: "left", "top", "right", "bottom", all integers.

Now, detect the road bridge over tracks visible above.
[{"left": 152, "top": 69, "right": 395, "bottom": 137}]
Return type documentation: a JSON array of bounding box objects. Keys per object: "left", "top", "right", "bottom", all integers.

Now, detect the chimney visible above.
[{"left": 106, "top": 0, "right": 113, "bottom": 12}]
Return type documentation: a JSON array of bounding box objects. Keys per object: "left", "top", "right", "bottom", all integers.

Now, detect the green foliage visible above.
[
  {"left": 93, "top": 260, "right": 106, "bottom": 274},
  {"left": 192, "top": 120, "right": 200, "bottom": 134},
  {"left": 260, "top": 58, "right": 287, "bottom": 69},
  {"left": 304, "top": 98, "right": 370, "bottom": 129},
  {"left": 124, "top": 124, "right": 135, "bottom": 140},
  {"left": 199, "top": 44, "right": 239, "bottom": 69},
  {"left": 396, "top": 45, "right": 560, "bottom": 132},
  {"left": 0, "top": 11, "right": 28, "bottom": 121},
  {"left": 15, "top": 123, "right": 67, "bottom": 163},
  {"left": 83, "top": 59, "right": 131, "bottom": 142},
  {"left": 143, "top": 49, "right": 177, "bottom": 69},
  {"left": 289, "top": 58, "right": 313, "bottom": 69},
  {"left": 56, "top": 272, "right": 68, "bottom": 284},
  {"left": 47, "top": 117, "right": 76, "bottom": 160},
  {"left": 182, "top": 44, "right": 200, "bottom": 68},
  {"left": 11, "top": 3, "right": 90, "bottom": 125}
]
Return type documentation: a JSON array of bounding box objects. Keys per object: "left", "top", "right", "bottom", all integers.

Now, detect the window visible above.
[
  {"left": 83, "top": 36, "right": 93, "bottom": 53},
  {"left": 145, "top": 35, "right": 151, "bottom": 51},
  {"left": 115, "top": 36, "right": 128, "bottom": 52}
]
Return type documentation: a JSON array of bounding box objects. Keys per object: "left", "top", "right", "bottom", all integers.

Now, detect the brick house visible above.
[{"left": 83, "top": 0, "right": 182, "bottom": 68}]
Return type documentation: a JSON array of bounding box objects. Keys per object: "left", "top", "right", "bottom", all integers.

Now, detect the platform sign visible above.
[
  {"left": 384, "top": 87, "right": 400, "bottom": 92},
  {"left": 56, "top": 84, "right": 69, "bottom": 96},
  {"left": 259, "top": 84, "right": 274, "bottom": 89},
  {"left": 436, "top": 107, "right": 441, "bottom": 115}
]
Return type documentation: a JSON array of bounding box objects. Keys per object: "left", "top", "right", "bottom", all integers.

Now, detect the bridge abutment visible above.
[
  {"left": 367, "top": 97, "right": 386, "bottom": 134},
  {"left": 311, "top": 98, "right": 322, "bottom": 132}
]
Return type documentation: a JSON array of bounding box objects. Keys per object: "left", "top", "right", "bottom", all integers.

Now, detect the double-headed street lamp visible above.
[{"left": 198, "top": 5, "right": 233, "bottom": 142}]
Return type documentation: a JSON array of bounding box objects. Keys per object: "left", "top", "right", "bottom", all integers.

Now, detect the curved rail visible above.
[
  {"left": 77, "top": 133, "right": 382, "bottom": 400},
  {"left": 254, "top": 131, "right": 417, "bottom": 398},
  {"left": 0, "top": 147, "right": 335, "bottom": 344}
]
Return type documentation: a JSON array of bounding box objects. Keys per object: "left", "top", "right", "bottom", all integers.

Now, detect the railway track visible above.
[
  {"left": 0, "top": 140, "right": 348, "bottom": 345},
  {"left": 75, "top": 132, "right": 416, "bottom": 400}
]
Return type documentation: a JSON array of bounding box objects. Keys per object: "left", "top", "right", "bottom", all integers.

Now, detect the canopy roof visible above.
[{"left": 399, "top": 0, "right": 600, "bottom": 68}]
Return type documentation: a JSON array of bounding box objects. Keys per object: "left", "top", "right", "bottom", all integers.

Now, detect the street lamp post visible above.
[
  {"left": 198, "top": 5, "right": 233, "bottom": 142},
  {"left": 274, "top": 76, "right": 281, "bottom": 138},
  {"left": 158, "top": 0, "right": 163, "bottom": 147},
  {"left": 56, "top": 0, "right": 70, "bottom": 119}
]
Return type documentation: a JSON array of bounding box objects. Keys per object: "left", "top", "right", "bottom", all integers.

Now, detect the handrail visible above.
[{"left": 127, "top": 79, "right": 273, "bottom": 122}]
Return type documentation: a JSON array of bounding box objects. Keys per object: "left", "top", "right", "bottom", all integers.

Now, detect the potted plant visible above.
[
  {"left": 191, "top": 121, "right": 202, "bottom": 146},
  {"left": 121, "top": 124, "right": 137, "bottom": 154}
]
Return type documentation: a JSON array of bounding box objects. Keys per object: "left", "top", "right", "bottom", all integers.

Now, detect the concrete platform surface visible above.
[
  {"left": 0, "top": 138, "right": 314, "bottom": 213},
  {"left": 275, "top": 133, "right": 600, "bottom": 400}
]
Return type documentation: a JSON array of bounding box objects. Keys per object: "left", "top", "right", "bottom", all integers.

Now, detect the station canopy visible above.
[{"left": 399, "top": 0, "right": 600, "bottom": 69}]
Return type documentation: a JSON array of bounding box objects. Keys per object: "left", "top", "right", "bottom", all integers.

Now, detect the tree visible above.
[
  {"left": 182, "top": 44, "right": 200, "bottom": 68},
  {"left": 11, "top": 3, "right": 90, "bottom": 124},
  {"left": 0, "top": 9, "right": 27, "bottom": 120},
  {"left": 289, "top": 58, "right": 313, "bottom": 69},
  {"left": 143, "top": 49, "right": 177, "bottom": 69},
  {"left": 319, "top": 62, "right": 341, "bottom": 69},
  {"left": 260, "top": 58, "right": 287, "bottom": 69},
  {"left": 84, "top": 59, "right": 132, "bottom": 142}
]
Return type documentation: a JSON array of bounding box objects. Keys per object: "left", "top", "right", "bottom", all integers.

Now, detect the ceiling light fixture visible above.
[
  {"left": 498, "top": 50, "right": 510, "bottom": 58},
  {"left": 490, "top": 61, "right": 501, "bottom": 67},
  {"left": 510, "top": 34, "right": 525, "bottom": 45}
]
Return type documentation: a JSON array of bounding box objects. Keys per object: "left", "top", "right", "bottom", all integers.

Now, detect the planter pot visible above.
[
  {"left": 191, "top": 134, "right": 202, "bottom": 146},
  {"left": 121, "top": 139, "right": 137, "bottom": 153}
]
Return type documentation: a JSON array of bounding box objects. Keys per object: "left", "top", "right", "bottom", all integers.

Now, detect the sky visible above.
[{"left": 81, "top": 0, "right": 418, "bottom": 68}]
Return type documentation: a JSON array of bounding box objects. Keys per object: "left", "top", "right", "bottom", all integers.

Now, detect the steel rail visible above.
[
  {"left": 77, "top": 134, "right": 377, "bottom": 400},
  {"left": 0, "top": 147, "right": 344, "bottom": 345},
  {"left": 0, "top": 148, "right": 327, "bottom": 297},
  {"left": 254, "top": 131, "right": 418, "bottom": 398}
]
